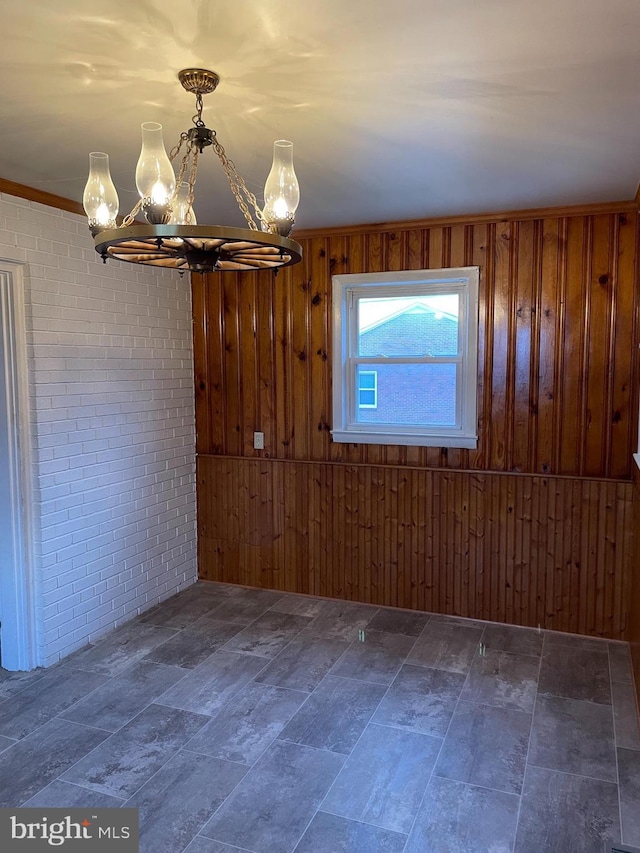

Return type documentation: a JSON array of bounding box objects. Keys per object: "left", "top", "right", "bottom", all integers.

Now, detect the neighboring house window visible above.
[
  {"left": 331, "top": 267, "right": 479, "bottom": 448},
  {"left": 358, "top": 370, "right": 378, "bottom": 409}
]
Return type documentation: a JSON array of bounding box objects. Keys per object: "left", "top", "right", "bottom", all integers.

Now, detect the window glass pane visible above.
[
  {"left": 359, "top": 371, "right": 376, "bottom": 390},
  {"left": 359, "top": 389, "right": 376, "bottom": 407},
  {"left": 358, "top": 294, "right": 459, "bottom": 357},
  {"left": 355, "top": 363, "right": 457, "bottom": 426}
]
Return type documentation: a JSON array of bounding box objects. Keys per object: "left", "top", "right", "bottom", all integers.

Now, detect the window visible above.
[
  {"left": 331, "top": 267, "right": 479, "bottom": 448},
  {"left": 358, "top": 370, "right": 378, "bottom": 408}
]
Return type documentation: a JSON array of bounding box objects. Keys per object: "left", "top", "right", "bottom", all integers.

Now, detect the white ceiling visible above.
[{"left": 0, "top": 0, "right": 639, "bottom": 231}]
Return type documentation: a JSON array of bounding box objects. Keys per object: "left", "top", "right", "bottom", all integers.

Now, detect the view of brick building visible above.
[{"left": 357, "top": 302, "right": 459, "bottom": 426}]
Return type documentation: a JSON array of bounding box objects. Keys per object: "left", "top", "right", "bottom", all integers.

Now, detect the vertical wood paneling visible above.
[
  {"left": 194, "top": 207, "right": 638, "bottom": 478},
  {"left": 221, "top": 274, "right": 242, "bottom": 456},
  {"left": 537, "top": 218, "right": 561, "bottom": 474},
  {"left": 198, "top": 456, "right": 633, "bottom": 639},
  {"left": 585, "top": 216, "right": 612, "bottom": 477},
  {"left": 611, "top": 214, "right": 636, "bottom": 478}
]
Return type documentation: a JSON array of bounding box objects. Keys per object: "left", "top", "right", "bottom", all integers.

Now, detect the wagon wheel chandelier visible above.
[{"left": 82, "top": 68, "right": 302, "bottom": 273}]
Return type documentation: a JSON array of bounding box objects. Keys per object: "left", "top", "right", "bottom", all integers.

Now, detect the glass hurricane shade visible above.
[
  {"left": 135, "top": 122, "right": 176, "bottom": 208},
  {"left": 169, "top": 181, "right": 197, "bottom": 225},
  {"left": 82, "top": 152, "right": 119, "bottom": 228},
  {"left": 262, "top": 140, "right": 300, "bottom": 232}
]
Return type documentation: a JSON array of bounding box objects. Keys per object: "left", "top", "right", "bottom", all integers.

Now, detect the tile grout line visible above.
[
  {"left": 398, "top": 623, "right": 489, "bottom": 853},
  {"left": 12, "top": 591, "right": 268, "bottom": 808},
  {"left": 506, "top": 627, "right": 544, "bottom": 853},
  {"left": 29, "top": 702, "right": 214, "bottom": 809},
  {"left": 284, "top": 620, "right": 425, "bottom": 853},
  {"left": 609, "top": 641, "right": 625, "bottom": 845},
  {"left": 5, "top": 586, "right": 630, "bottom": 851},
  {"left": 178, "top": 615, "right": 377, "bottom": 850}
]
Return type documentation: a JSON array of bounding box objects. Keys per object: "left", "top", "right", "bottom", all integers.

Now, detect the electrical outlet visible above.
[{"left": 253, "top": 431, "right": 264, "bottom": 449}]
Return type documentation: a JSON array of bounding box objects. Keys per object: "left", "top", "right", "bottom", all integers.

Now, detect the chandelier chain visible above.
[
  {"left": 168, "top": 133, "right": 187, "bottom": 163},
  {"left": 211, "top": 137, "right": 268, "bottom": 231},
  {"left": 192, "top": 93, "right": 206, "bottom": 127},
  {"left": 122, "top": 198, "right": 143, "bottom": 227}
]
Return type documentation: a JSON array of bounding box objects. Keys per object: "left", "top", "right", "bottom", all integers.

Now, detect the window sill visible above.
[{"left": 331, "top": 429, "right": 478, "bottom": 449}]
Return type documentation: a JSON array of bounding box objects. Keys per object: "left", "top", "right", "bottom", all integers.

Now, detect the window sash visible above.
[
  {"left": 332, "top": 268, "right": 479, "bottom": 448},
  {"left": 357, "top": 369, "right": 378, "bottom": 409}
]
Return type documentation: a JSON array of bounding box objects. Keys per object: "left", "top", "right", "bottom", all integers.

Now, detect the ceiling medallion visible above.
[{"left": 82, "top": 68, "right": 302, "bottom": 273}]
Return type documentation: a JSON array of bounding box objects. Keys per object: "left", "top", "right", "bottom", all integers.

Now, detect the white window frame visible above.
[
  {"left": 358, "top": 369, "right": 378, "bottom": 409},
  {"left": 331, "top": 267, "right": 479, "bottom": 448}
]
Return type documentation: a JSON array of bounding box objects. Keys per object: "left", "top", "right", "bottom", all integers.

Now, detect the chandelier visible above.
[{"left": 82, "top": 68, "right": 302, "bottom": 273}]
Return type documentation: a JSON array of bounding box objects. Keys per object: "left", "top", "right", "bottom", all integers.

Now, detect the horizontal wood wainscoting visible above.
[
  {"left": 198, "top": 457, "right": 633, "bottom": 639},
  {"left": 193, "top": 203, "right": 640, "bottom": 640}
]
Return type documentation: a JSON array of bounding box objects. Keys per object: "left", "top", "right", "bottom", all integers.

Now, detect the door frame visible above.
[{"left": 0, "top": 260, "right": 38, "bottom": 670}]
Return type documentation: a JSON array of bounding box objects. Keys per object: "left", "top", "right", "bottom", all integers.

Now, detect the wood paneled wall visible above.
[
  {"left": 193, "top": 203, "right": 640, "bottom": 639},
  {"left": 199, "top": 457, "right": 632, "bottom": 638},
  {"left": 194, "top": 205, "right": 638, "bottom": 478}
]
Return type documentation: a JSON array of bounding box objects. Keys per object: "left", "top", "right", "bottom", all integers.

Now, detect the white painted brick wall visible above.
[{"left": 0, "top": 193, "right": 197, "bottom": 666}]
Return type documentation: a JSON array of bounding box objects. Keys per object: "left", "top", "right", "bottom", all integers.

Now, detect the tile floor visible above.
[{"left": 1, "top": 581, "right": 639, "bottom": 853}]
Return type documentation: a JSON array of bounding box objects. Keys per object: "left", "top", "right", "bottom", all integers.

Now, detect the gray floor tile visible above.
[
  {"left": 618, "top": 747, "right": 640, "bottom": 847},
  {"left": 373, "top": 664, "right": 465, "bottom": 736},
  {"left": 66, "top": 622, "right": 180, "bottom": 676},
  {"left": 143, "top": 620, "right": 244, "bottom": 669},
  {"left": 125, "top": 750, "right": 247, "bottom": 853},
  {"left": 0, "top": 667, "right": 46, "bottom": 700},
  {"left": 460, "top": 649, "right": 539, "bottom": 712},
  {"left": 61, "top": 703, "right": 209, "bottom": 799},
  {"left": 61, "top": 660, "right": 186, "bottom": 731},
  {"left": 192, "top": 581, "right": 241, "bottom": 597},
  {"left": 435, "top": 700, "right": 531, "bottom": 794},
  {"left": 609, "top": 643, "right": 634, "bottom": 684},
  {"left": 299, "top": 601, "right": 379, "bottom": 641},
  {"left": 140, "top": 591, "right": 222, "bottom": 628},
  {"left": 269, "top": 594, "right": 327, "bottom": 618},
  {"left": 22, "top": 779, "right": 125, "bottom": 807},
  {"left": 204, "top": 589, "right": 285, "bottom": 625},
  {"left": 483, "top": 623, "right": 544, "bottom": 656},
  {"left": 3, "top": 585, "right": 633, "bottom": 853},
  {"left": 157, "top": 650, "right": 268, "bottom": 715},
  {"left": 294, "top": 811, "right": 407, "bottom": 852},
  {"left": 201, "top": 741, "right": 344, "bottom": 853},
  {"left": 528, "top": 694, "right": 616, "bottom": 782},
  {"left": 515, "top": 765, "right": 620, "bottom": 853},
  {"left": 279, "top": 675, "right": 387, "bottom": 754},
  {"left": 0, "top": 666, "right": 109, "bottom": 739},
  {"left": 254, "top": 637, "right": 351, "bottom": 692},
  {"left": 427, "top": 614, "right": 486, "bottom": 628},
  {"left": 330, "top": 630, "right": 415, "bottom": 685},
  {"left": 405, "top": 776, "right": 519, "bottom": 853},
  {"left": 221, "top": 611, "right": 311, "bottom": 658},
  {"left": 185, "top": 682, "right": 307, "bottom": 765},
  {"left": 184, "top": 838, "right": 241, "bottom": 853},
  {"left": 366, "top": 608, "right": 430, "bottom": 637},
  {"left": 322, "top": 723, "right": 441, "bottom": 834},
  {"left": 538, "top": 644, "right": 611, "bottom": 705},
  {"left": 543, "top": 630, "right": 608, "bottom": 652},
  {"left": 0, "top": 718, "right": 109, "bottom": 806},
  {"left": 613, "top": 680, "right": 640, "bottom": 750},
  {"left": 407, "top": 621, "right": 484, "bottom": 674}
]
